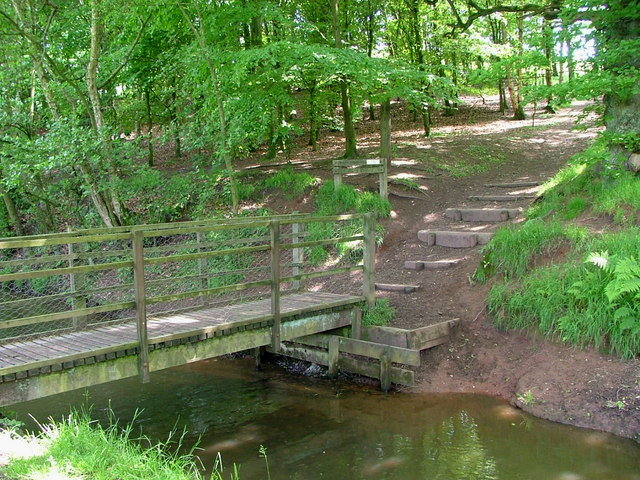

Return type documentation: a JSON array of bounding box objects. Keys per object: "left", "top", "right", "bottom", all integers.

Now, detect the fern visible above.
[{"left": 604, "top": 257, "right": 640, "bottom": 303}]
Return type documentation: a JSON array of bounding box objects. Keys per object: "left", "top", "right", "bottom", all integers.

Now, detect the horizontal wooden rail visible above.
[
  {"left": 0, "top": 260, "right": 133, "bottom": 283},
  {"left": 281, "top": 235, "right": 363, "bottom": 250},
  {"left": 144, "top": 244, "right": 270, "bottom": 266},
  {"left": 0, "top": 213, "right": 375, "bottom": 387},
  {"left": 145, "top": 279, "right": 272, "bottom": 305},
  {"left": 0, "top": 301, "right": 136, "bottom": 330}
]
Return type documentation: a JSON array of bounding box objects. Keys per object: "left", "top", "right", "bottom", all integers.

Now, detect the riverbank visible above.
[
  {"left": 0, "top": 411, "right": 209, "bottom": 480},
  {"left": 250, "top": 97, "right": 640, "bottom": 441}
]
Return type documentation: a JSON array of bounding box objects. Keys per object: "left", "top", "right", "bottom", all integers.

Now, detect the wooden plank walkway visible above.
[{"left": 0, "top": 292, "right": 362, "bottom": 379}]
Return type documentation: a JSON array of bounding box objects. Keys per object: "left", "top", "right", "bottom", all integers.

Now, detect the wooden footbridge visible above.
[{"left": 0, "top": 213, "right": 420, "bottom": 407}]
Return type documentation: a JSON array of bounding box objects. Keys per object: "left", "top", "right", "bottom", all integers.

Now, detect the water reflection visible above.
[
  {"left": 422, "top": 412, "right": 498, "bottom": 480},
  {"left": 11, "top": 358, "right": 640, "bottom": 480}
]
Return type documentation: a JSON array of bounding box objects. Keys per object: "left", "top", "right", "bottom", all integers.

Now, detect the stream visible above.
[{"left": 11, "top": 357, "right": 640, "bottom": 480}]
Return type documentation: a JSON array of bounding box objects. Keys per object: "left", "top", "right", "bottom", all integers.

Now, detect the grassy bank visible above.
[
  {"left": 0, "top": 410, "right": 215, "bottom": 480},
  {"left": 476, "top": 142, "right": 640, "bottom": 359}
]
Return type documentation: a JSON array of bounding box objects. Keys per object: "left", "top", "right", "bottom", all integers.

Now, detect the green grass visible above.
[
  {"left": 262, "top": 165, "right": 318, "bottom": 199},
  {"left": 474, "top": 220, "right": 587, "bottom": 282},
  {"left": 482, "top": 139, "right": 640, "bottom": 359},
  {"left": 362, "top": 298, "right": 395, "bottom": 327},
  {"left": 488, "top": 229, "right": 640, "bottom": 358},
  {"left": 1, "top": 408, "right": 219, "bottom": 480}
]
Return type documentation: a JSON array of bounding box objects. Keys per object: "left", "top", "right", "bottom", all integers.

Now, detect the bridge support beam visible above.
[{"left": 0, "top": 309, "right": 355, "bottom": 407}]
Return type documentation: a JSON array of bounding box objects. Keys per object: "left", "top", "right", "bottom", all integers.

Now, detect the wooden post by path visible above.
[
  {"left": 132, "top": 230, "right": 150, "bottom": 383},
  {"left": 270, "top": 221, "right": 281, "bottom": 351},
  {"left": 363, "top": 213, "right": 376, "bottom": 309}
]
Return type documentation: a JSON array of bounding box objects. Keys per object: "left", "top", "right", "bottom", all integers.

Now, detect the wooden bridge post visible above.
[
  {"left": 133, "top": 230, "right": 150, "bottom": 383},
  {"left": 67, "top": 230, "right": 87, "bottom": 330},
  {"left": 379, "top": 347, "right": 392, "bottom": 393},
  {"left": 292, "top": 221, "right": 303, "bottom": 291},
  {"left": 270, "top": 221, "right": 281, "bottom": 351},
  {"left": 196, "top": 231, "right": 208, "bottom": 306},
  {"left": 362, "top": 213, "right": 376, "bottom": 309}
]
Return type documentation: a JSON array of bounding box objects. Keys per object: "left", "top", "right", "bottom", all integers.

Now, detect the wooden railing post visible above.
[
  {"left": 68, "top": 229, "right": 87, "bottom": 330},
  {"left": 270, "top": 221, "right": 281, "bottom": 351},
  {"left": 196, "top": 231, "right": 208, "bottom": 306},
  {"left": 292, "top": 220, "right": 303, "bottom": 291},
  {"left": 133, "top": 230, "right": 150, "bottom": 383},
  {"left": 362, "top": 213, "right": 376, "bottom": 309}
]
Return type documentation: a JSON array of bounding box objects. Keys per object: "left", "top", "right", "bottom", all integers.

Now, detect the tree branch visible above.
[
  {"left": 441, "top": 0, "right": 561, "bottom": 32},
  {"left": 98, "top": 15, "right": 151, "bottom": 90}
]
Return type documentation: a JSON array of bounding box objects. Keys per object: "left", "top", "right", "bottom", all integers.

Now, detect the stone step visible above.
[
  {"left": 468, "top": 194, "right": 537, "bottom": 202},
  {"left": 484, "top": 181, "right": 541, "bottom": 188},
  {"left": 375, "top": 283, "right": 420, "bottom": 293},
  {"left": 417, "top": 230, "right": 494, "bottom": 248},
  {"left": 445, "top": 207, "right": 522, "bottom": 222},
  {"left": 404, "top": 259, "right": 462, "bottom": 271}
]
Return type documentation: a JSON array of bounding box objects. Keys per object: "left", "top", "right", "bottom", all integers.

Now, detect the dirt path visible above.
[{"left": 239, "top": 97, "right": 640, "bottom": 442}]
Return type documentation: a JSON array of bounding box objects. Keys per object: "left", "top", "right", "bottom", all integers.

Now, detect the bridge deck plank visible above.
[{"left": 0, "top": 292, "right": 361, "bottom": 377}]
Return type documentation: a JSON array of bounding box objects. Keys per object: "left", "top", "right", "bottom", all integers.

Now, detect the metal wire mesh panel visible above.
[
  {"left": 0, "top": 213, "right": 370, "bottom": 348},
  {"left": 0, "top": 234, "right": 135, "bottom": 342}
]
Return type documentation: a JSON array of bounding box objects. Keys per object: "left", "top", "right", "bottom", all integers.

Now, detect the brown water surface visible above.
[{"left": 11, "top": 357, "right": 640, "bottom": 480}]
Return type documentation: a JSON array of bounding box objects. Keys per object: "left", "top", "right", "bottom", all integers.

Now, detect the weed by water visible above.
[
  {"left": 3, "top": 408, "right": 209, "bottom": 480},
  {"left": 362, "top": 298, "right": 395, "bottom": 327},
  {"left": 488, "top": 228, "right": 640, "bottom": 359}
]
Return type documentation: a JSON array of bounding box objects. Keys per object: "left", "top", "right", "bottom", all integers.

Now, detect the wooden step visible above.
[
  {"left": 445, "top": 207, "right": 522, "bottom": 222},
  {"left": 484, "top": 181, "right": 541, "bottom": 188},
  {"left": 375, "top": 283, "right": 420, "bottom": 293},
  {"left": 417, "top": 230, "right": 493, "bottom": 248},
  {"left": 404, "top": 259, "right": 462, "bottom": 271},
  {"left": 468, "top": 194, "right": 537, "bottom": 202}
]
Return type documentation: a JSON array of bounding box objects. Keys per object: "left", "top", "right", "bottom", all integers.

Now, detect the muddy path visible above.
[{"left": 235, "top": 97, "right": 640, "bottom": 442}]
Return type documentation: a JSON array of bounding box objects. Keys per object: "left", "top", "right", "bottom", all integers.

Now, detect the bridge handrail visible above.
[{"left": 0, "top": 213, "right": 376, "bottom": 381}]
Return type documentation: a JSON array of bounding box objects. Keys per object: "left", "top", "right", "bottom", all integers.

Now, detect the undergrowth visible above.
[
  {"left": 305, "top": 182, "right": 390, "bottom": 265},
  {"left": 262, "top": 165, "right": 318, "bottom": 199},
  {"left": 481, "top": 140, "right": 640, "bottom": 359},
  {"left": 362, "top": 298, "right": 395, "bottom": 326},
  {"left": 2, "top": 408, "right": 214, "bottom": 480}
]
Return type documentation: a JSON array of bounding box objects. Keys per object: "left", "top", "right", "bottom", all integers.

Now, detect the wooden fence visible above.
[{"left": 0, "top": 213, "right": 376, "bottom": 380}]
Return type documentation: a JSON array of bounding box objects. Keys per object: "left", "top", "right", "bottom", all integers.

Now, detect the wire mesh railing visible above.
[{"left": 0, "top": 213, "right": 376, "bottom": 371}]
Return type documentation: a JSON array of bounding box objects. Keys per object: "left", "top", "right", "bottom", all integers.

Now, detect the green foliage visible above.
[
  {"left": 3, "top": 408, "right": 208, "bottom": 480},
  {"left": 262, "top": 166, "right": 317, "bottom": 199},
  {"left": 488, "top": 228, "right": 640, "bottom": 359},
  {"left": 528, "top": 141, "right": 640, "bottom": 224},
  {"left": 475, "top": 220, "right": 587, "bottom": 282},
  {"left": 362, "top": 298, "right": 395, "bottom": 327},
  {"left": 314, "top": 182, "right": 391, "bottom": 218}
]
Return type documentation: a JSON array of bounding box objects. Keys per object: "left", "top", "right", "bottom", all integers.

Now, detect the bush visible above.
[
  {"left": 362, "top": 298, "right": 395, "bottom": 327},
  {"left": 262, "top": 166, "right": 317, "bottom": 199}
]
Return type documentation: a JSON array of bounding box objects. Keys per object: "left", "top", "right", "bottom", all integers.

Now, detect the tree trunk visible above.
[
  {"left": 514, "top": 14, "right": 526, "bottom": 120},
  {"left": 0, "top": 169, "right": 24, "bottom": 236},
  {"left": 330, "top": 0, "right": 358, "bottom": 158},
  {"left": 543, "top": 19, "right": 556, "bottom": 113},
  {"left": 380, "top": 98, "right": 391, "bottom": 168},
  {"left": 601, "top": 1, "right": 640, "bottom": 168},
  {"left": 145, "top": 87, "right": 154, "bottom": 166},
  {"left": 177, "top": 0, "right": 239, "bottom": 212}
]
